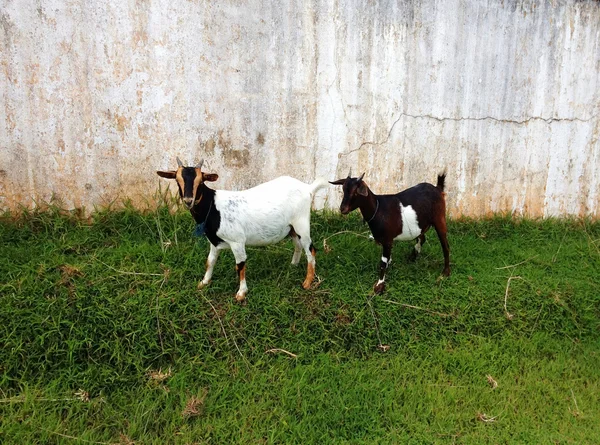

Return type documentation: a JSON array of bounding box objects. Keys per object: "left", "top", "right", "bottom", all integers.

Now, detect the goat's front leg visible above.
[
  {"left": 230, "top": 242, "right": 248, "bottom": 302},
  {"left": 373, "top": 243, "right": 392, "bottom": 295},
  {"left": 198, "top": 243, "right": 220, "bottom": 289}
]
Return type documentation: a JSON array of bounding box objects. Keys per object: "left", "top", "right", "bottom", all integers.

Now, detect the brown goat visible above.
[{"left": 330, "top": 172, "right": 450, "bottom": 294}]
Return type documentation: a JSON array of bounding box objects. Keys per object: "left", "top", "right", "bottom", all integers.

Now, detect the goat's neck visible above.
[
  {"left": 190, "top": 183, "right": 216, "bottom": 224},
  {"left": 358, "top": 189, "right": 379, "bottom": 224}
]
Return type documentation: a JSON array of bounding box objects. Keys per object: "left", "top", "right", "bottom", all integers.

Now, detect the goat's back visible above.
[
  {"left": 396, "top": 182, "right": 445, "bottom": 224},
  {"left": 214, "top": 176, "right": 315, "bottom": 246}
]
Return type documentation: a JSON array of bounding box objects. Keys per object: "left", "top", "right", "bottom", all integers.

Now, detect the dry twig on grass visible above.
[
  {"left": 476, "top": 412, "right": 498, "bottom": 423},
  {"left": 382, "top": 299, "right": 454, "bottom": 318},
  {"left": 570, "top": 388, "right": 582, "bottom": 417},
  {"left": 1, "top": 389, "right": 91, "bottom": 404},
  {"left": 503, "top": 276, "right": 522, "bottom": 320},
  {"left": 99, "top": 260, "right": 166, "bottom": 277},
  {"left": 322, "top": 231, "right": 372, "bottom": 253},
  {"left": 366, "top": 295, "right": 387, "bottom": 352},
  {"left": 40, "top": 428, "right": 119, "bottom": 445},
  {"left": 495, "top": 255, "right": 538, "bottom": 270},
  {"left": 552, "top": 230, "right": 568, "bottom": 263},
  {"left": 265, "top": 348, "right": 298, "bottom": 358},
  {"left": 202, "top": 296, "right": 249, "bottom": 367}
]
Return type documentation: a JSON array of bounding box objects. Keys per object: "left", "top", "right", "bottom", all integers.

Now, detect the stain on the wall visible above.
[
  {"left": 204, "top": 138, "right": 216, "bottom": 155},
  {"left": 224, "top": 148, "right": 250, "bottom": 168},
  {"left": 115, "top": 115, "right": 129, "bottom": 132}
]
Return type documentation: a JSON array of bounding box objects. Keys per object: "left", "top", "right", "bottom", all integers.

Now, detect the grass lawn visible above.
[{"left": 1, "top": 204, "right": 599, "bottom": 444}]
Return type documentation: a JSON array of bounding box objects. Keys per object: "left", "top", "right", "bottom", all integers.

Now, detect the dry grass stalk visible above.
[
  {"left": 99, "top": 260, "right": 165, "bottom": 277},
  {"left": 382, "top": 299, "right": 454, "bottom": 318},
  {"left": 1, "top": 390, "right": 91, "bottom": 404},
  {"left": 486, "top": 375, "right": 498, "bottom": 389},
  {"left": 147, "top": 367, "right": 172, "bottom": 383},
  {"left": 41, "top": 427, "right": 118, "bottom": 444},
  {"left": 504, "top": 276, "right": 522, "bottom": 320},
  {"left": 202, "top": 296, "right": 250, "bottom": 367},
  {"left": 570, "top": 388, "right": 582, "bottom": 417},
  {"left": 476, "top": 412, "right": 498, "bottom": 423},
  {"left": 119, "top": 434, "right": 135, "bottom": 445},
  {"left": 495, "top": 255, "right": 537, "bottom": 270},
  {"left": 182, "top": 389, "right": 208, "bottom": 419},
  {"left": 265, "top": 348, "right": 298, "bottom": 358},
  {"left": 366, "top": 295, "right": 385, "bottom": 352},
  {"left": 552, "top": 231, "right": 568, "bottom": 263},
  {"left": 322, "top": 230, "right": 372, "bottom": 253},
  {"left": 74, "top": 389, "right": 90, "bottom": 402}
]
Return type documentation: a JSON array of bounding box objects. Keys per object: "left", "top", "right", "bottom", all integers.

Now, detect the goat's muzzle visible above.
[
  {"left": 340, "top": 206, "right": 351, "bottom": 215},
  {"left": 183, "top": 197, "right": 194, "bottom": 209}
]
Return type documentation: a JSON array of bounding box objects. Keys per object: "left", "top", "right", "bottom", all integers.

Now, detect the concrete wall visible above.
[{"left": 1, "top": 0, "right": 599, "bottom": 217}]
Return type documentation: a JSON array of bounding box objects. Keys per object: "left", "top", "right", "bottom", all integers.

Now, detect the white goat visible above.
[{"left": 157, "top": 158, "right": 327, "bottom": 302}]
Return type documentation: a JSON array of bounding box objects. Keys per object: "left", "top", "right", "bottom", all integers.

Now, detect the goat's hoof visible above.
[
  {"left": 197, "top": 280, "right": 210, "bottom": 290},
  {"left": 235, "top": 291, "right": 247, "bottom": 303},
  {"left": 373, "top": 282, "right": 386, "bottom": 295},
  {"left": 442, "top": 268, "right": 450, "bottom": 277},
  {"left": 302, "top": 279, "right": 312, "bottom": 290},
  {"left": 408, "top": 251, "right": 418, "bottom": 262}
]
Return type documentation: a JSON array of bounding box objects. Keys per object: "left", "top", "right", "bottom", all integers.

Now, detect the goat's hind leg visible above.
[
  {"left": 409, "top": 232, "right": 427, "bottom": 261},
  {"left": 198, "top": 243, "right": 220, "bottom": 289},
  {"left": 229, "top": 242, "right": 249, "bottom": 302},
  {"left": 433, "top": 219, "right": 450, "bottom": 277},
  {"left": 292, "top": 221, "right": 316, "bottom": 289},
  {"left": 289, "top": 227, "right": 303, "bottom": 265}
]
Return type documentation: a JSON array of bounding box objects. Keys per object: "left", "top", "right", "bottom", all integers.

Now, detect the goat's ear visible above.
[
  {"left": 357, "top": 182, "right": 369, "bottom": 196},
  {"left": 202, "top": 173, "right": 219, "bottom": 182},
  {"left": 329, "top": 178, "right": 346, "bottom": 185},
  {"left": 157, "top": 170, "right": 176, "bottom": 179}
]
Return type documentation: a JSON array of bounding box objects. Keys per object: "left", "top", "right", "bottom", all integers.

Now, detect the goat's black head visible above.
[
  {"left": 329, "top": 171, "right": 369, "bottom": 215},
  {"left": 156, "top": 157, "right": 219, "bottom": 209}
]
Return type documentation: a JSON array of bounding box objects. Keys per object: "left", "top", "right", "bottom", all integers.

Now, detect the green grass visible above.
[{"left": 0, "top": 204, "right": 599, "bottom": 444}]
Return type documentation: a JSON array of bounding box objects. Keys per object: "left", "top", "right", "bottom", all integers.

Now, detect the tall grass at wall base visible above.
[{"left": 0, "top": 204, "right": 599, "bottom": 443}]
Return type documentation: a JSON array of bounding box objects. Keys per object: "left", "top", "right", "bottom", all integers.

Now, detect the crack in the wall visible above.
[{"left": 340, "top": 112, "right": 598, "bottom": 157}]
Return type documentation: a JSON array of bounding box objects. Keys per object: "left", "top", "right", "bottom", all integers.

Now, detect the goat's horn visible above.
[
  {"left": 358, "top": 172, "right": 365, "bottom": 181},
  {"left": 176, "top": 157, "right": 184, "bottom": 167},
  {"left": 348, "top": 168, "right": 352, "bottom": 178},
  {"left": 195, "top": 159, "right": 204, "bottom": 169}
]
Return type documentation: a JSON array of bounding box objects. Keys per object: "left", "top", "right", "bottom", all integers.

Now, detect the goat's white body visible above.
[
  {"left": 394, "top": 204, "right": 421, "bottom": 241},
  {"left": 214, "top": 176, "right": 326, "bottom": 246},
  {"left": 199, "top": 175, "right": 327, "bottom": 300}
]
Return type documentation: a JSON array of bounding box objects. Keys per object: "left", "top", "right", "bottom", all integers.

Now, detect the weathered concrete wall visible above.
[{"left": 1, "top": 0, "right": 599, "bottom": 217}]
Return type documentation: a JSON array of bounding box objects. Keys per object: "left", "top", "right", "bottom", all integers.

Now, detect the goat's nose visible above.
[{"left": 183, "top": 198, "right": 193, "bottom": 208}]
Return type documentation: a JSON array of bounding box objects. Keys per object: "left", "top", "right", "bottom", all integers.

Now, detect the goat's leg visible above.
[
  {"left": 374, "top": 243, "right": 392, "bottom": 294},
  {"left": 229, "top": 242, "right": 248, "bottom": 302},
  {"left": 198, "top": 243, "right": 220, "bottom": 289},
  {"left": 290, "top": 230, "right": 303, "bottom": 265},
  {"left": 300, "top": 237, "right": 316, "bottom": 289},
  {"left": 292, "top": 220, "right": 316, "bottom": 289},
  {"left": 409, "top": 233, "right": 427, "bottom": 261},
  {"left": 434, "top": 220, "right": 451, "bottom": 276}
]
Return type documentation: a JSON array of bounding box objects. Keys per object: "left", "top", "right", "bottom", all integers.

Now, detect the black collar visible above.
[{"left": 365, "top": 199, "right": 379, "bottom": 224}]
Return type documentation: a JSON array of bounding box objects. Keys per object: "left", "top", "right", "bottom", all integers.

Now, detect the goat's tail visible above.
[
  {"left": 309, "top": 177, "right": 329, "bottom": 197},
  {"left": 436, "top": 171, "right": 447, "bottom": 193}
]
